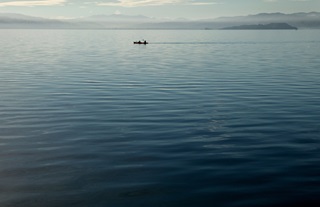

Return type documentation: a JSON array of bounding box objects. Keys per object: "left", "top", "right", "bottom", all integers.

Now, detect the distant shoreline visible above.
[
  {"left": 0, "top": 27, "right": 312, "bottom": 30},
  {"left": 221, "top": 23, "right": 298, "bottom": 30}
]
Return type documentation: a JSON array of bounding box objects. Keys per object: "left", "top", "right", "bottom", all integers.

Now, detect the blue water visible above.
[{"left": 0, "top": 29, "right": 320, "bottom": 207}]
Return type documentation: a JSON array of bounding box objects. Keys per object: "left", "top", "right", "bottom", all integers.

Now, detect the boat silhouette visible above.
[{"left": 134, "top": 40, "right": 148, "bottom": 44}]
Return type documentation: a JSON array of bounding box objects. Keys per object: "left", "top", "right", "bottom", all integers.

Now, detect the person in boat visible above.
[
  {"left": 138, "top": 41, "right": 141, "bottom": 44},
  {"left": 144, "top": 40, "right": 147, "bottom": 44}
]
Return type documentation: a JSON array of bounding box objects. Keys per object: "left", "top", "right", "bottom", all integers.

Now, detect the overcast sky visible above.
[{"left": 0, "top": 0, "right": 319, "bottom": 19}]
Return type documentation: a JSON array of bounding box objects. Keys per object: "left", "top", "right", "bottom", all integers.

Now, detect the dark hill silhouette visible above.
[{"left": 222, "top": 23, "right": 298, "bottom": 30}]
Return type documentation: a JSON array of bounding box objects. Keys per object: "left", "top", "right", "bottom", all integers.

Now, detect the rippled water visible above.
[{"left": 0, "top": 29, "right": 320, "bottom": 207}]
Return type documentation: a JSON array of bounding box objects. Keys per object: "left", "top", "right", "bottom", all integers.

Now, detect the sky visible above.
[{"left": 0, "top": 0, "right": 319, "bottom": 19}]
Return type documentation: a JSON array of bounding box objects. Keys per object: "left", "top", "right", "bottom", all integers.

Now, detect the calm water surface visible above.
[{"left": 0, "top": 30, "right": 320, "bottom": 207}]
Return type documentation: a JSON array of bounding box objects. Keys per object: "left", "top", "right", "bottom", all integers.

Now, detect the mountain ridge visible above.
[
  {"left": 222, "top": 23, "right": 298, "bottom": 30},
  {"left": 0, "top": 12, "right": 319, "bottom": 29}
]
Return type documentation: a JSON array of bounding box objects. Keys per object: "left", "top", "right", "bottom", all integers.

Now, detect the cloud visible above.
[
  {"left": 0, "top": 0, "right": 219, "bottom": 7},
  {"left": 0, "top": 0, "right": 66, "bottom": 7},
  {"left": 96, "top": 0, "right": 218, "bottom": 7}
]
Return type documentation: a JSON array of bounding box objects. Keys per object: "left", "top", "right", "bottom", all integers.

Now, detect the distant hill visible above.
[
  {"left": 0, "top": 13, "right": 73, "bottom": 29},
  {"left": 82, "top": 14, "right": 154, "bottom": 22},
  {"left": 0, "top": 12, "right": 319, "bottom": 29},
  {"left": 222, "top": 23, "right": 298, "bottom": 30},
  {"left": 213, "top": 12, "right": 320, "bottom": 29}
]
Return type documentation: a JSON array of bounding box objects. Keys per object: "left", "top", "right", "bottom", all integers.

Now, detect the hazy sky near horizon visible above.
[{"left": 0, "top": 0, "right": 319, "bottom": 19}]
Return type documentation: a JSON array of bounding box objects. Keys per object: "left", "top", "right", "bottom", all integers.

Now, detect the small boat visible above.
[{"left": 134, "top": 40, "right": 148, "bottom": 44}]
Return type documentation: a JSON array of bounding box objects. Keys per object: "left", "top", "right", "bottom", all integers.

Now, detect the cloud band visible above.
[{"left": 0, "top": 0, "right": 66, "bottom": 7}]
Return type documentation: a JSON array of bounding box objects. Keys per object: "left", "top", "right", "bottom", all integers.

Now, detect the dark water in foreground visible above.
[{"left": 0, "top": 30, "right": 320, "bottom": 207}]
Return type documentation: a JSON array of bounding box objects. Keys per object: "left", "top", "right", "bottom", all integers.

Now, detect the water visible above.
[{"left": 0, "top": 29, "right": 320, "bottom": 207}]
